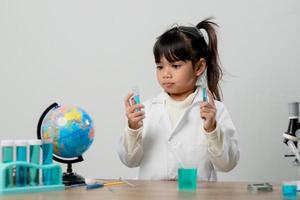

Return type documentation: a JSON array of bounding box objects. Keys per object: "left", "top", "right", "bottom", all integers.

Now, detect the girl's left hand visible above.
[{"left": 200, "top": 89, "right": 217, "bottom": 133}]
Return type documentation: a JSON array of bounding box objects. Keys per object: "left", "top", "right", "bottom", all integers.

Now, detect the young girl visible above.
[{"left": 117, "top": 18, "right": 239, "bottom": 181}]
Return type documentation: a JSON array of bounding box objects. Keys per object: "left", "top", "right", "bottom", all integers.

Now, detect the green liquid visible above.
[
  {"left": 2, "top": 146, "right": 14, "bottom": 187},
  {"left": 178, "top": 168, "right": 197, "bottom": 191},
  {"left": 29, "top": 145, "right": 40, "bottom": 186}
]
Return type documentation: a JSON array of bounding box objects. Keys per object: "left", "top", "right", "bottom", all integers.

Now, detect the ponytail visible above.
[{"left": 196, "top": 18, "right": 223, "bottom": 101}]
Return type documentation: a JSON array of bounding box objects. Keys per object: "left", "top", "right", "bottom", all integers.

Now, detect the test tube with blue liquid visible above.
[
  {"left": 132, "top": 86, "right": 141, "bottom": 112},
  {"left": 202, "top": 87, "right": 207, "bottom": 102},
  {"left": 15, "top": 140, "right": 28, "bottom": 187},
  {"left": 1, "top": 140, "right": 14, "bottom": 187},
  {"left": 29, "top": 140, "right": 41, "bottom": 186},
  {"left": 42, "top": 139, "right": 53, "bottom": 185}
]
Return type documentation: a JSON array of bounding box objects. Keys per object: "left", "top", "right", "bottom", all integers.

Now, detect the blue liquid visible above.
[
  {"left": 16, "top": 146, "right": 27, "bottom": 187},
  {"left": 29, "top": 145, "right": 40, "bottom": 186},
  {"left": 133, "top": 95, "right": 140, "bottom": 104},
  {"left": 202, "top": 88, "right": 207, "bottom": 102},
  {"left": 42, "top": 143, "right": 53, "bottom": 185},
  {"left": 2, "top": 146, "right": 14, "bottom": 187},
  {"left": 133, "top": 95, "right": 141, "bottom": 112},
  {"left": 178, "top": 168, "right": 197, "bottom": 191},
  {"left": 282, "top": 184, "right": 297, "bottom": 199}
]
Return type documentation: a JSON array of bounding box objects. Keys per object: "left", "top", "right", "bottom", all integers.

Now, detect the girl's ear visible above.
[{"left": 195, "top": 58, "right": 206, "bottom": 76}]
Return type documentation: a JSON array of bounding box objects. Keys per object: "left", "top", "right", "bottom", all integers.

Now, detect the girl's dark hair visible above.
[{"left": 153, "top": 17, "right": 223, "bottom": 101}]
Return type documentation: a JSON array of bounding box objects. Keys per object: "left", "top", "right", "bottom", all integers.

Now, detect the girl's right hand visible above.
[{"left": 124, "top": 93, "right": 145, "bottom": 130}]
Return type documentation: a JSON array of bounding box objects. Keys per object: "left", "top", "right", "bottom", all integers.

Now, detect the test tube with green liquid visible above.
[
  {"left": 1, "top": 140, "right": 14, "bottom": 187},
  {"left": 42, "top": 139, "right": 53, "bottom": 185},
  {"left": 15, "top": 140, "right": 28, "bottom": 187},
  {"left": 29, "top": 140, "right": 41, "bottom": 186}
]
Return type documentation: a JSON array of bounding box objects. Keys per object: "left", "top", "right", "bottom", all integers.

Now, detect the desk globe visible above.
[{"left": 37, "top": 103, "right": 94, "bottom": 185}]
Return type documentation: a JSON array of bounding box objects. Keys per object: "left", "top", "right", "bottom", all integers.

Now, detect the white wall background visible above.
[{"left": 0, "top": 0, "right": 300, "bottom": 182}]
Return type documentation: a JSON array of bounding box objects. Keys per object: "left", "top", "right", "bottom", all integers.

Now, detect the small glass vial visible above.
[
  {"left": 131, "top": 86, "right": 141, "bottom": 112},
  {"left": 132, "top": 86, "right": 141, "bottom": 104},
  {"left": 42, "top": 139, "right": 53, "bottom": 185},
  {"left": 15, "top": 140, "right": 28, "bottom": 187},
  {"left": 1, "top": 140, "right": 14, "bottom": 187},
  {"left": 29, "top": 140, "right": 41, "bottom": 186}
]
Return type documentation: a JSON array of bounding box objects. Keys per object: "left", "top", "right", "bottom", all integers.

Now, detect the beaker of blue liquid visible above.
[
  {"left": 282, "top": 181, "right": 298, "bottom": 199},
  {"left": 42, "top": 139, "right": 53, "bottom": 185},
  {"left": 178, "top": 168, "right": 197, "bottom": 191},
  {"left": 168, "top": 142, "right": 200, "bottom": 192},
  {"left": 29, "top": 140, "right": 41, "bottom": 186},
  {"left": 1, "top": 140, "right": 14, "bottom": 187},
  {"left": 15, "top": 140, "right": 28, "bottom": 187}
]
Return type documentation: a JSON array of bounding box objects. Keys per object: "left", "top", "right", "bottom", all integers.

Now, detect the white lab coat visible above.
[{"left": 117, "top": 90, "right": 239, "bottom": 181}]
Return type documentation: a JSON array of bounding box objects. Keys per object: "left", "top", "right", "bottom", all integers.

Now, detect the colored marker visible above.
[{"left": 86, "top": 182, "right": 104, "bottom": 190}]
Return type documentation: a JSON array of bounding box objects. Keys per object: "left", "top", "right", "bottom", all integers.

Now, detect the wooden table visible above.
[{"left": 0, "top": 181, "right": 283, "bottom": 200}]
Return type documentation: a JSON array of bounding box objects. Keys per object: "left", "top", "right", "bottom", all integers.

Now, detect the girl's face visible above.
[{"left": 156, "top": 56, "right": 204, "bottom": 101}]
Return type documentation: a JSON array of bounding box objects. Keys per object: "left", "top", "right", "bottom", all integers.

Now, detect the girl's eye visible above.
[
  {"left": 172, "top": 64, "right": 181, "bottom": 69},
  {"left": 156, "top": 66, "right": 163, "bottom": 70}
]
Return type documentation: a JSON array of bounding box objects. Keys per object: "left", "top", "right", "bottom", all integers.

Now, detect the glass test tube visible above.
[
  {"left": 42, "top": 139, "right": 53, "bottom": 185},
  {"left": 29, "top": 140, "right": 41, "bottom": 186},
  {"left": 132, "top": 86, "right": 141, "bottom": 104},
  {"left": 15, "top": 140, "right": 28, "bottom": 187},
  {"left": 1, "top": 140, "right": 14, "bottom": 187},
  {"left": 202, "top": 87, "right": 207, "bottom": 102},
  {"left": 132, "top": 86, "right": 141, "bottom": 112}
]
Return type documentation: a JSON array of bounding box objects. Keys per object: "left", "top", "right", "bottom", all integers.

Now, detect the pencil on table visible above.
[{"left": 104, "top": 181, "right": 125, "bottom": 187}]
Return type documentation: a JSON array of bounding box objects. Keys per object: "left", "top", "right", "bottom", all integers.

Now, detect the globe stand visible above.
[
  {"left": 53, "top": 155, "right": 85, "bottom": 186},
  {"left": 63, "top": 163, "right": 85, "bottom": 186},
  {"left": 37, "top": 102, "right": 86, "bottom": 186}
]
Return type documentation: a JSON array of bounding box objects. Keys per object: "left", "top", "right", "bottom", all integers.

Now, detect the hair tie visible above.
[{"left": 198, "top": 28, "right": 209, "bottom": 46}]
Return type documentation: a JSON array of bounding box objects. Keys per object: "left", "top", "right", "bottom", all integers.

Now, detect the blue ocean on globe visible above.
[{"left": 41, "top": 105, "right": 94, "bottom": 158}]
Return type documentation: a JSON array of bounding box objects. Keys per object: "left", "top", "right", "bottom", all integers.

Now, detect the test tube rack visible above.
[{"left": 0, "top": 161, "right": 65, "bottom": 195}]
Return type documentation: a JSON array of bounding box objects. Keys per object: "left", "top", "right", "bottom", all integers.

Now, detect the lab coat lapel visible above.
[
  {"left": 166, "top": 87, "right": 204, "bottom": 141},
  {"left": 150, "top": 94, "right": 172, "bottom": 137},
  {"left": 166, "top": 107, "right": 190, "bottom": 141}
]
